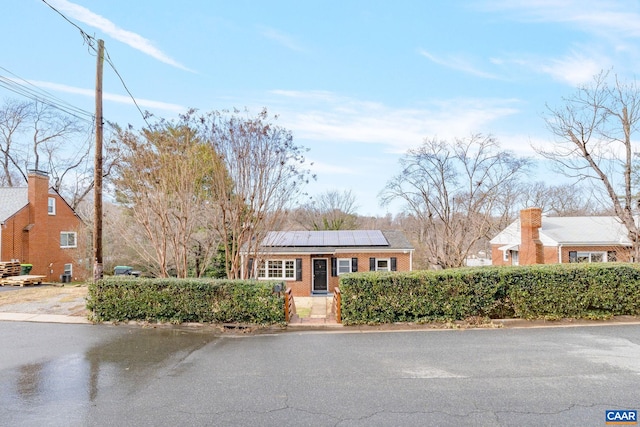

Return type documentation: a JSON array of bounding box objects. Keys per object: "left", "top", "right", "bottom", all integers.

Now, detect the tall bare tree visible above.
[
  {"left": 296, "top": 189, "right": 359, "bottom": 230},
  {"left": 0, "top": 99, "right": 30, "bottom": 186},
  {"left": 381, "top": 134, "right": 530, "bottom": 269},
  {"left": 538, "top": 71, "right": 640, "bottom": 258},
  {"left": 0, "top": 98, "right": 95, "bottom": 209},
  {"left": 519, "top": 181, "right": 600, "bottom": 216},
  {"left": 199, "top": 108, "right": 313, "bottom": 279}
]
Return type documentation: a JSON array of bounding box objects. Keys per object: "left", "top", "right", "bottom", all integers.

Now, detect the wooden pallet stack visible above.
[
  {"left": 0, "top": 261, "right": 21, "bottom": 278},
  {"left": 0, "top": 275, "right": 46, "bottom": 286}
]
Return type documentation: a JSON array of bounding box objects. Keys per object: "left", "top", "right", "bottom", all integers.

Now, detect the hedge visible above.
[
  {"left": 87, "top": 277, "right": 285, "bottom": 325},
  {"left": 339, "top": 263, "right": 640, "bottom": 325}
]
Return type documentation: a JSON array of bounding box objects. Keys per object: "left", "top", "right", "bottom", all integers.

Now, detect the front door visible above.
[{"left": 312, "top": 258, "right": 328, "bottom": 293}]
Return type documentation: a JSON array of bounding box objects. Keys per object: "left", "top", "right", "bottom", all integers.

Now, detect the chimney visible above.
[
  {"left": 520, "top": 207, "right": 544, "bottom": 265},
  {"left": 28, "top": 170, "right": 49, "bottom": 225}
]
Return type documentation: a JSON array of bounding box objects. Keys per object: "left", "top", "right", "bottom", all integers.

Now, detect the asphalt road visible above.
[{"left": 1, "top": 322, "right": 639, "bottom": 426}]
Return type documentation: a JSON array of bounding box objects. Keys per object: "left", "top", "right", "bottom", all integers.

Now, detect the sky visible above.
[{"left": 1, "top": 0, "right": 639, "bottom": 215}]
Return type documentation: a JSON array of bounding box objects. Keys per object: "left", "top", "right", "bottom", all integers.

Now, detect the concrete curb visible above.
[{"left": 0, "top": 312, "right": 91, "bottom": 324}]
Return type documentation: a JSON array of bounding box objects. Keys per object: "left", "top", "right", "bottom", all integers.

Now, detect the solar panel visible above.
[{"left": 261, "top": 230, "right": 389, "bottom": 247}]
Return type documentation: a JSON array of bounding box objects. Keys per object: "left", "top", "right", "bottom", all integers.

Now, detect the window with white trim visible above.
[
  {"left": 48, "top": 197, "right": 56, "bottom": 215},
  {"left": 60, "top": 232, "right": 77, "bottom": 248},
  {"left": 337, "top": 258, "right": 352, "bottom": 275},
  {"left": 376, "top": 258, "right": 390, "bottom": 271},
  {"left": 257, "top": 260, "right": 295, "bottom": 280},
  {"left": 64, "top": 264, "right": 72, "bottom": 275}
]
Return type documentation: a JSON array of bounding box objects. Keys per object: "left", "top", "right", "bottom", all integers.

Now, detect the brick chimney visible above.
[
  {"left": 520, "top": 207, "right": 544, "bottom": 265},
  {"left": 28, "top": 170, "right": 50, "bottom": 225},
  {"left": 27, "top": 170, "right": 50, "bottom": 275}
]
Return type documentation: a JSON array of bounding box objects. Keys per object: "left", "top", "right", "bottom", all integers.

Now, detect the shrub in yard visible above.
[
  {"left": 339, "top": 263, "right": 640, "bottom": 324},
  {"left": 504, "top": 263, "right": 640, "bottom": 319},
  {"left": 87, "top": 277, "right": 285, "bottom": 325}
]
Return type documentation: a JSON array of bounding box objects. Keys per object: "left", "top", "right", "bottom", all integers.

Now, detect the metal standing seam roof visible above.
[
  {"left": 490, "top": 216, "right": 632, "bottom": 246},
  {"left": 0, "top": 187, "right": 28, "bottom": 222}
]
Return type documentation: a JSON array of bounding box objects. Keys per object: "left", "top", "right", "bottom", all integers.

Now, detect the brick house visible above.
[
  {"left": 242, "top": 230, "right": 414, "bottom": 296},
  {"left": 490, "top": 207, "right": 633, "bottom": 266},
  {"left": 0, "top": 170, "right": 87, "bottom": 281}
]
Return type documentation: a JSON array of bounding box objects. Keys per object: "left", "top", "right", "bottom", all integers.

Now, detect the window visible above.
[
  {"left": 569, "top": 251, "right": 607, "bottom": 263},
  {"left": 60, "top": 232, "right": 77, "bottom": 248},
  {"left": 257, "top": 260, "right": 295, "bottom": 280},
  {"left": 376, "top": 258, "right": 390, "bottom": 271},
  {"left": 337, "top": 258, "right": 352, "bottom": 275},
  {"left": 64, "top": 264, "right": 72, "bottom": 275},
  {"left": 369, "top": 257, "right": 397, "bottom": 271},
  {"left": 48, "top": 197, "right": 56, "bottom": 215}
]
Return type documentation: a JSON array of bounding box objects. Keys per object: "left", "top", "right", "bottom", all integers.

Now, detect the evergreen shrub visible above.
[
  {"left": 339, "top": 263, "right": 640, "bottom": 324},
  {"left": 87, "top": 277, "right": 285, "bottom": 325}
]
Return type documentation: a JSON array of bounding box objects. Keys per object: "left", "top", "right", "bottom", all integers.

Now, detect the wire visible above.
[
  {"left": 41, "top": 0, "right": 97, "bottom": 55},
  {"left": 40, "top": 0, "right": 153, "bottom": 127},
  {"left": 0, "top": 69, "right": 94, "bottom": 124},
  {"left": 104, "top": 48, "right": 151, "bottom": 127}
]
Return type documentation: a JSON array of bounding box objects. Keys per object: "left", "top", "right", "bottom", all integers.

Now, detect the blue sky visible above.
[{"left": 2, "top": 0, "right": 639, "bottom": 215}]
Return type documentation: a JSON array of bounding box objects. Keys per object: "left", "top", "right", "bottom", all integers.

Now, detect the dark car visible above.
[{"left": 113, "top": 266, "right": 141, "bottom": 277}]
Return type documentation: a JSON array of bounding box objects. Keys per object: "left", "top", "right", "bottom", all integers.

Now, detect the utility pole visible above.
[{"left": 93, "top": 39, "right": 104, "bottom": 282}]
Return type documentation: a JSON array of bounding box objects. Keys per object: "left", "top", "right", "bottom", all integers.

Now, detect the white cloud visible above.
[
  {"left": 29, "top": 80, "right": 186, "bottom": 113},
  {"left": 493, "top": 49, "right": 608, "bottom": 86},
  {"left": 46, "top": 0, "right": 192, "bottom": 71},
  {"left": 479, "top": 1, "right": 640, "bottom": 83},
  {"left": 260, "top": 27, "right": 305, "bottom": 52},
  {"left": 269, "top": 90, "right": 521, "bottom": 153},
  {"left": 308, "top": 159, "right": 358, "bottom": 175},
  {"left": 418, "top": 49, "right": 499, "bottom": 79},
  {"left": 480, "top": 0, "right": 640, "bottom": 38}
]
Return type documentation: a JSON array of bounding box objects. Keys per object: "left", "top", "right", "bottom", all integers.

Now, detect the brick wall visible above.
[
  {"left": 255, "top": 251, "right": 412, "bottom": 297},
  {"left": 1, "top": 172, "right": 86, "bottom": 281}
]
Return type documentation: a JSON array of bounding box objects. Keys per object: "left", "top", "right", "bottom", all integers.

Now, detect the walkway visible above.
[{"left": 289, "top": 296, "right": 340, "bottom": 327}]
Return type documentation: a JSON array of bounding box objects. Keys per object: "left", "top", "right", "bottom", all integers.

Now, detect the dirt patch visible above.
[{"left": 0, "top": 284, "right": 88, "bottom": 316}]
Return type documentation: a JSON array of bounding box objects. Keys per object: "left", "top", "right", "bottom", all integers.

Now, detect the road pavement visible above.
[{"left": 1, "top": 322, "right": 639, "bottom": 426}]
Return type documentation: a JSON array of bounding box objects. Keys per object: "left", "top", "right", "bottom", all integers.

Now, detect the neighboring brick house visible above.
[
  {"left": 490, "top": 207, "right": 633, "bottom": 266},
  {"left": 242, "top": 230, "right": 414, "bottom": 296},
  {"left": 0, "top": 170, "right": 87, "bottom": 281}
]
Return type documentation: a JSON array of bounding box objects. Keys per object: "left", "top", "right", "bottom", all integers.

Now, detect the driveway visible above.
[{"left": 0, "top": 284, "right": 87, "bottom": 317}]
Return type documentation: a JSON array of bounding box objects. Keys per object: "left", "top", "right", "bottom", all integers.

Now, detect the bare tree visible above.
[
  {"left": 538, "top": 71, "right": 640, "bottom": 258},
  {"left": 113, "top": 119, "right": 225, "bottom": 278},
  {"left": 199, "top": 108, "right": 313, "bottom": 279},
  {"left": 519, "top": 181, "right": 600, "bottom": 216},
  {"left": 0, "top": 98, "right": 96, "bottom": 209},
  {"left": 0, "top": 99, "right": 30, "bottom": 186},
  {"left": 296, "top": 189, "right": 359, "bottom": 230},
  {"left": 381, "top": 134, "right": 530, "bottom": 269}
]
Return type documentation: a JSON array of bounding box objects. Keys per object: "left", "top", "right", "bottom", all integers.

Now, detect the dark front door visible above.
[{"left": 312, "top": 259, "right": 328, "bottom": 293}]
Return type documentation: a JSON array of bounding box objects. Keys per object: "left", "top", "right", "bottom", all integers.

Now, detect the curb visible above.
[{"left": 0, "top": 312, "right": 91, "bottom": 324}]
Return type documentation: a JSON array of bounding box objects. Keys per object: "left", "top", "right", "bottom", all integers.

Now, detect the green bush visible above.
[
  {"left": 87, "top": 277, "right": 285, "bottom": 325},
  {"left": 339, "top": 263, "right": 640, "bottom": 325}
]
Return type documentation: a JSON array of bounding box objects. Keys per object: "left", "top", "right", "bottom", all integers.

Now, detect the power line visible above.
[
  {"left": 41, "top": 0, "right": 97, "bottom": 54},
  {"left": 104, "top": 49, "right": 151, "bottom": 127},
  {"left": 0, "top": 67, "right": 95, "bottom": 123},
  {"left": 41, "top": 0, "right": 153, "bottom": 128}
]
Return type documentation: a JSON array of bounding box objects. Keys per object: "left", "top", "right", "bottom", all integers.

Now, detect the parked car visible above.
[{"left": 113, "top": 266, "right": 141, "bottom": 277}]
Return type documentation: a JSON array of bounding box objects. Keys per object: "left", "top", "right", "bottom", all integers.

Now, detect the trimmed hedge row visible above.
[
  {"left": 339, "top": 263, "right": 640, "bottom": 325},
  {"left": 87, "top": 277, "right": 285, "bottom": 325}
]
